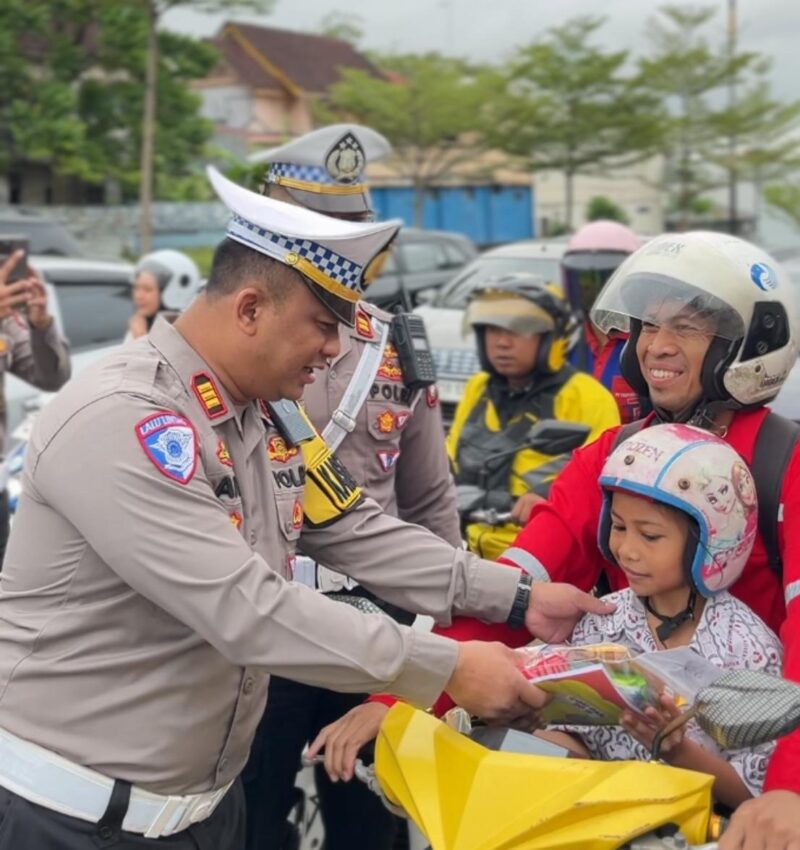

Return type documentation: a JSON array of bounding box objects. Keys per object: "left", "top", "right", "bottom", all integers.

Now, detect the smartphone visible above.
[{"left": 0, "top": 235, "right": 30, "bottom": 284}]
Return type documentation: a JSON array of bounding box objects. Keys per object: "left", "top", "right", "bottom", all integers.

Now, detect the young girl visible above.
[
  {"left": 547, "top": 421, "right": 782, "bottom": 810},
  {"left": 310, "top": 424, "right": 783, "bottom": 812}
]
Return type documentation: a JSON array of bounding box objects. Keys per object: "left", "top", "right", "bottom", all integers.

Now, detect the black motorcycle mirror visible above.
[
  {"left": 524, "top": 419, "right": 591, "bottom": 456},
  {"left": 652, "top": 670, "right": 800, "bottom": 759}
]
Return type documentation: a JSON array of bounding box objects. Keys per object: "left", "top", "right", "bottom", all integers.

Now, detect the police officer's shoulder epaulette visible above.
[{"left": 351, "top": 301, "right": 392, "bottom": 341}]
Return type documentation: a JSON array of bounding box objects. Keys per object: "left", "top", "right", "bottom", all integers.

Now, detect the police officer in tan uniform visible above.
[
  {"left": 0, "top": 167, "right": 610, "bottom": 850},
  {"left": 0, "top": 250, "right": 70, "bottom": 563},
  {"left": 247, "top": 126, "right": 460, "bottom": 850}
]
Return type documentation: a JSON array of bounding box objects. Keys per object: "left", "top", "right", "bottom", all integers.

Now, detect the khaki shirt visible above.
[
  {"left": 0, "top": 318, "right": 518, "bottom": 795},
  {"left": 0, "top": 313, "right": 71, "bottom": 448},
  {"left": 303, "top": 302, "right": 460, "bottom": 547}
]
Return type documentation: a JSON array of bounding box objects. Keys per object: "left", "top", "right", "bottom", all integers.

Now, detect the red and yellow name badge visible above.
[
  {"left": 355, "top": 309, "right": 374, "bottom": 339},
  {"left": 268, "top": 435, "right": 299, "bottom": 464}
]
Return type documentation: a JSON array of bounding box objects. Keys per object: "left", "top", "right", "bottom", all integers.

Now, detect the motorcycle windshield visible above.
[{"left": 375, "top": 703, "right": 712, "bottom": 850}]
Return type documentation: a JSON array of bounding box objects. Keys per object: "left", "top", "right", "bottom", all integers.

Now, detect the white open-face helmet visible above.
[
  {"left": 590, "top": 231, "right": 798, "bottom": 408},
  {"left": 134, "top": 249, "right": 202, "bottom": 312},
  {"left": 599, "top": 423, "right": 757, "bottom": 597}
]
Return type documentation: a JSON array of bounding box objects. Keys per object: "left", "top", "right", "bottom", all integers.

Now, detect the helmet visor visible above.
[
  {"left": 591, "top": 272, "right": 745, "bottom": 341},
  {"left": 562, "top": 250, "right": 629, "bottom": 315},
  {"left": 465, "top": 291, "right": 556, "bottom": 337}
]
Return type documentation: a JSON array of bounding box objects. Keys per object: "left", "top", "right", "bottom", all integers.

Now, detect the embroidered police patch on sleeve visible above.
[{"left": 135, "top": 412, "right": 198, "bottom": 485}]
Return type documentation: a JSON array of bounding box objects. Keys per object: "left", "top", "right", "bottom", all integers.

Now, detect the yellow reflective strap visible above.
[{"left": 296, "top": 408, "right": 362, "bottom": 527}]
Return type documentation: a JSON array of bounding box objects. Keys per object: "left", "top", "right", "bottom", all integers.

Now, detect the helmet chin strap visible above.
[
  {"left": 652, "top": 398, "right": 732, "bottom": 435},
  {"left": 643, "top": 590, "right": 698, "bottom": 643}
]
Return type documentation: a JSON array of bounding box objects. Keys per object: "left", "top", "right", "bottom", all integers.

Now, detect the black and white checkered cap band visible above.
[
  {"left": 268, "top": 162, "right": 363, "bottom": 187},
  {"left": 228, "top": 213, "right": 363, "bottom": 292}
]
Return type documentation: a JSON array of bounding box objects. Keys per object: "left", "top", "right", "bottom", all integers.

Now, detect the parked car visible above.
[
  {"left": 414, "top": 239, "right": 567, "bottom": 424},
  {"left": 5, "top": 255, "right": 134, "bottom": 436},
  {"left": 0, "top": 209, "right": 83, "bottom": 257},
  {"left": 365, "top": 227, "right": 478, "bottom": 313}
]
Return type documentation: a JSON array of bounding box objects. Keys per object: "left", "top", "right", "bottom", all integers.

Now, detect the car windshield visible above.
[
  {"left": 437, "top": 256, "right": 563, "bottom": 308},
  {"left": 0, "top": 218, "right": 83, "bottom": 257}
]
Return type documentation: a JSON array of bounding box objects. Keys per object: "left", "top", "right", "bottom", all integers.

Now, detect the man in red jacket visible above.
[
  {"left": 487, "top": 231, "right": 800, "bottom": 849},
  {"left": 312, "top": 232, "right": 800, "bottom": 849}
]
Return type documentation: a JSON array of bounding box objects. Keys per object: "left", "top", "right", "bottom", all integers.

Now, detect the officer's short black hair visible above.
[{"left": 205, "top": 238, "right": 293, "bottom": 303}]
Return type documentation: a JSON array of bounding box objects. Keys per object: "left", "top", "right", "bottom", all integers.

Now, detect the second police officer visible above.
[{"left": 244, "top": 125, "right": 461, "bottom": 850}]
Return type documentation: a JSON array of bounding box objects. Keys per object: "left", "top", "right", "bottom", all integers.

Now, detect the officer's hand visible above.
[
  {"left": 0, "top": 250, "right": 33, "bottom": 319},
  {"left": 26, "top": 272, "right": 52, "bottom": 330},
  {"left": 307, "top": 701, "right": 390, "bottom": 782},
  {"left": 445, "top": 640, "right": 549, "bottom": 726},
  {"left": 525, "top": 583, "right": 615, "bottom": 643},
  {"left": 128, "top": 311, "right": 149, "bottom": 339},
  {"left": 511, "top": 492, "right": 544, "bottom": 525},
  {"left": 718, "top": 790, "right": 800, "bottom": 850}
]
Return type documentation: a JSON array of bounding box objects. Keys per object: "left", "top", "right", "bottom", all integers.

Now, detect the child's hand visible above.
[
  {"left": 620, "top": 693, "right": 687, "bottom": 759},
  {"left": 306, "top": 701, "right": 390, "bottom": 782}
]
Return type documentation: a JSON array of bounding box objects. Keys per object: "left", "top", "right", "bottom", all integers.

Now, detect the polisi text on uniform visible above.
[
  {"left": 370, "top": 383, "right": 412, "bottom": 405},
  {"left": 273, "top": 466, "right": 306, "bottom": 490}
]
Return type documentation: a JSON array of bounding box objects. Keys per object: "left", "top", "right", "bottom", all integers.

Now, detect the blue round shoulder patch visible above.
[{"left": 750, "top": 262, "right": 778, "bottom": 291}]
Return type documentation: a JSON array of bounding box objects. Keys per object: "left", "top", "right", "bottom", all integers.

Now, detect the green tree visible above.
[
  {"left": 135, "top": 1, "right": 273, "bottom": 251},
  {"left": 640, "top": 4, "right": 800, "bottom": 231},
  {"left": 0, "top": 0, "right": 240, "bottom": 223},
  {"left": 586, "top": 195, "right": 629, "bottom": 224},
  {"left": 488, "top": 16, "right": 665, "bottom": 229},
  {"left": 320, "top": 53, "right": 499, "bottom": 225},
  {"left": 764, "top": 184, "right": 800, "bottom": 229},
  {"left": 317, "top": 11, "right": 364, "bottom": 45}
]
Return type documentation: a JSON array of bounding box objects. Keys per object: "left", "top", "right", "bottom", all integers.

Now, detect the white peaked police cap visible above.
[
  {"left": 206, "top": 165, "right": 401, "bottom": 325},
  {"left": 248, "top": 124, "right": 392, "bottom": 217}
]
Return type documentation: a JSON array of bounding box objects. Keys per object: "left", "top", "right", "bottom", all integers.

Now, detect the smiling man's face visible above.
[{"left": 635, "top": 304, "right": 715, "bottom": 413}]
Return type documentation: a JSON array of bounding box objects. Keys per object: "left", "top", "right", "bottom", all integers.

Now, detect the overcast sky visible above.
[{"left": 164, "top": 0, "right": 800, "bottom": 101}]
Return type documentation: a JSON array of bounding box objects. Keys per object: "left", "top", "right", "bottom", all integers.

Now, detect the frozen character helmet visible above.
[
  {"left": 562, "top": 220, "right": 642, "bottom": 318},
  {"left": 598, "top": 422, "right": 758, "bottom": 600},
  {"left": 590, "top": 231, "right": 798, "bottom": 413},
  {"left": 133, "top": 250, "right": 202, "bottom": 312},
  {"left": 465, "top": 273, "right": 573, "bottom": 375}
]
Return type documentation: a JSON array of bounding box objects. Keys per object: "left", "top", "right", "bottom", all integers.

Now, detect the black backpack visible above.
[{"left": 611, "top": 412, "right": 800, "bottom": 575}]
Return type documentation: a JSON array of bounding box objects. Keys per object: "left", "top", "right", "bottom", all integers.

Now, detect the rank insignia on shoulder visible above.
[
  {"left": 355, "top": 308, "right": 374, "bottom": 339},
  {"left": 216, "top": 440, "right": 232, "bottom": 467},
  {"left": 136, "top": 412, "right": 198, "bottom": 485},
  {"left": 192, "top": 372, "right": 228, "bottom": 419},
  {"left": 376, "top": 410, "right": 394, "bottom": 434},
  {"left": 268, "top": 435, "right": 299, "bottom": 463},
  {"left": 377, "top": 449, "right": 400, "bottom": 472},
  {"left": 426, "top": 385, "right": 439, "bottom": 408}
]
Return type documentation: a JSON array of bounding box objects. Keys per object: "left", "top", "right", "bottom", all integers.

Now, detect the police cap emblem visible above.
[{"left": 325, "top": 132, "right": 366, "bottom": 183}]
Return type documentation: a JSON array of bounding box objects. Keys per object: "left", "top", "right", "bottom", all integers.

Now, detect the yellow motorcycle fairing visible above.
[{"left": 375, "top": 703, "right": 713, "bottom": 850}]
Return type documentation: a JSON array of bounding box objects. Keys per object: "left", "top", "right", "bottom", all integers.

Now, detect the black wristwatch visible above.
[{"left": 506, "top": 573, "right": 533, "bottom": 629}]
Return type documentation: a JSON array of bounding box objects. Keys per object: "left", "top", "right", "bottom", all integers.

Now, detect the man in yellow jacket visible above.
[{"left": 448, "top": 274, "right": 620, "bottom": 559}]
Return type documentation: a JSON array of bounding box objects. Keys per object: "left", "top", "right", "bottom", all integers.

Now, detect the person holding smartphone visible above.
[{"left": 0, "top": 248, "right": 71, "bottom": 563}]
